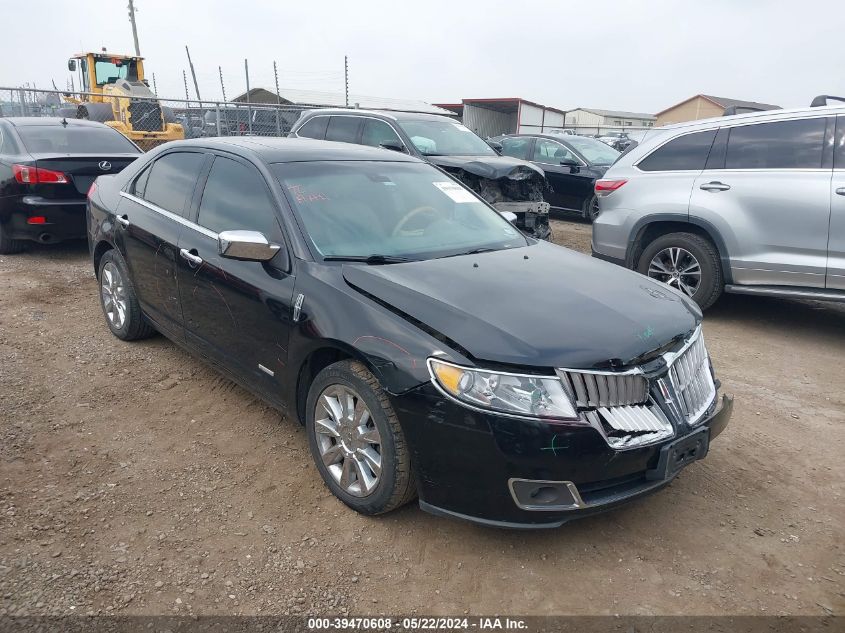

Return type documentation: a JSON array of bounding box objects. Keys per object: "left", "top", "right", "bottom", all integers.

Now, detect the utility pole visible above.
[
  {"left": 344, "top": 55, "right": 349, "bottom": 107},
  {"left": 185, "top": 45, "right": 202, "bottom": 102},
  {"left": 128, "top": 0, "right": 141, "bottom": 57}
]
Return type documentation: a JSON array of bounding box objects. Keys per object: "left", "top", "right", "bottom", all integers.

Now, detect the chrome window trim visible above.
[{"left": 119, "top": 191, "right": 218, "bottom": 239}]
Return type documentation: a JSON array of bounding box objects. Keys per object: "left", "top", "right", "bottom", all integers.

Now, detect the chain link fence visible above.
[{"left": 1, "top": 87, "right": 316, "bottom": 151}]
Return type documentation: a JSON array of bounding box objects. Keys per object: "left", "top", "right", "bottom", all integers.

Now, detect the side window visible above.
[
  {"left": 725, "top": 118, "right": 826, "bottom": 170},
  {"left": 638, "top": 130, "right": 716, "bottom": 172},
  {"left": 500, "top": 137, "right": 531, "bottom": 160},
  {"left": 197, "top": 156, "right": 281, "bottom": 238},
  {"left": 835, "top": 116, "right": 845, "bottom": 170},
  {"left": 704, "top": 128, "right": 729, "bottom": 170},
  {"left": 361, "top": 119, "right": 402, "bottom": 148},
  {"left": 296, "top": 116, "right": 328, "bottom": 140},
  {"left": 132, "top": 165, "right": 152, "bottom": 198},
  {"left": 142, "top": 152, "right": 206, "bottom": 216},
  {"left": 533, "top": 139, "right": 578, "bottom": 164},
  {"left": 325, "top": 116, "right": 362, "bottom": 144}
]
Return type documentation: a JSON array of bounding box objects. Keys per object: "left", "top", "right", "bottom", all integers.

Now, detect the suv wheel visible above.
[
  {"left": 306, "top": 360, "right": 417, "bottom": 515},
  {"left": 98, "top": 249, "right": 156, "bottom": 340},
  {"left": 637, "top": 232, "right": 723, "bottom": 310}
]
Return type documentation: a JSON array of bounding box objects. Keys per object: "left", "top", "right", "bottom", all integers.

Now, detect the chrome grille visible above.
[
  {"left": 585, "top": 404, "right": 673, "bottom": 449},
  {"left": 667, "top": 329, "right": 716, "bottom": 425},
  {"left": 557, "top": 369, "right": 649, "bottom": 408}
]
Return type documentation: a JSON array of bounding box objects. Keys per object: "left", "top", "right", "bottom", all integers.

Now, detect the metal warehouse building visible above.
[
  {"left": 564, "top": 108, "right": 656, "bottom": 135},
  {"left": 434, "top": 98, "right": 569, "bottom": 138}
]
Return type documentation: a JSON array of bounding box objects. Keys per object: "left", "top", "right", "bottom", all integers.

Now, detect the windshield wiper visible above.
[
  {"left": 440, "top": 247, "right": 498, "bottom": 259},
  {"left": 323, "top": 254, "right": 414, "bottom": 265}
]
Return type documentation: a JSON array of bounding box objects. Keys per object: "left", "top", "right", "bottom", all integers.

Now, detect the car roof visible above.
[
  {"left": 657, "top": 103, "right": 845, "bottom": 133},
  {"left": 300, "top": 108, "right": 457, "bottom": 123},
  {"left": 169, "top": 136, "right": 424, "bottom": 163},
  {"left": 1, "top": 117, "right": 111, "bottom": 128}
]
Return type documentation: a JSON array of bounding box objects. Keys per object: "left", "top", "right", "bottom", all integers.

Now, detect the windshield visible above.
[
  {"left": 93, "top": 58, "right": 138, "bottom": 86},
  {"left": 564, "top": 135, "right": 621, "bottom": 166},
  {"left": 398, "top": 120, "right": 496, "bottom": 156},
  {"left": 17, "top": 126, "right": 140, "bottom": 154},
  {"left": 273, "top": 161, "right": 527, "bottom": 260}
]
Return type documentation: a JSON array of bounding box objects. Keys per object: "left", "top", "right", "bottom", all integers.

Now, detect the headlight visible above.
[{"left": 427, "top": 358, "right": 579, "bottom": 421}]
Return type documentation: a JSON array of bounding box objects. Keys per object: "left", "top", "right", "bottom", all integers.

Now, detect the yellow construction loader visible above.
[{"left": 64, "top": 51, "right": 183, "bottom": 149}]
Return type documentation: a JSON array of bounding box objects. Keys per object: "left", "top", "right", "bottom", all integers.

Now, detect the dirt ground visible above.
[{"left": 0, "top": 218, "right": 843, "bottom": 618}]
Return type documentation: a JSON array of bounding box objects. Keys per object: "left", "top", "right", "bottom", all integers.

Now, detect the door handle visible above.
[
  {"left": 700, "top": 182, "right": 731, "bottom": 192},
  {"left": 179, "top": 248, "right": 203, "bottom": 267},
  {"left": 836, "top": 187, "right": 845, "bottom": 196},
  {"left": 115, "top": 214, "right": 130, "bottom": 228}
]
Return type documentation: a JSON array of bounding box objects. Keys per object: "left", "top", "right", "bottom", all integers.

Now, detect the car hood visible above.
[
  {"left": 342, "top": 242, "right": 700, "bottom": 369},
  {"left": 427, "top": 154, "right": 545, "bottom": 181}
]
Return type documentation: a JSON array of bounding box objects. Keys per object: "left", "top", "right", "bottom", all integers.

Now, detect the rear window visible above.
[
  {"left": 142, "top": 152, "right": 206, "bottom": 217},
  {"left": 637, "top": 130, "right": 716, "bottom": 172},
  {"left": 16, "top": 126, "right": 140, "bottom": 154},
  {"left": 725, "top": 118, "right": 826, "bottom": 169}
]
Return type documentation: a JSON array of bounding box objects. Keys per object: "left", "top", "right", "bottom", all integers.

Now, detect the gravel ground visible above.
[{"left": 0, "top": 219, "right": 843, "bottom": 617}]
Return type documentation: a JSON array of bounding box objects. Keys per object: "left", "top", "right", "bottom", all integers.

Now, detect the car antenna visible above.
[{"left": 61, "top": 117, "right": 69, "bottom": 126}]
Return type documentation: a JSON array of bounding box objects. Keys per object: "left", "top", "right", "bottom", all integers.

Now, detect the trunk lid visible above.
[{"left": 32, "top": 153, "right": 139, "bottom": 198}]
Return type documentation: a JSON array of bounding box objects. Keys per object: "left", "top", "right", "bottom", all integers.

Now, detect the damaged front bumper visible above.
[{"left": 493, "top": 200, "right": 551, "bottom": 241}]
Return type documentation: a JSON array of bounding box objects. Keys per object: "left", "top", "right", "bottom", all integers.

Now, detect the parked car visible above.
[
  {"left": 0, "top": 117, "right": 141, "bottom": 253},
  {"left": 493, "top": 133, "right": 620, "bottom": 221},
  {"left": 597, "top": 131, "right": 631, "bottom": 151},
  {"left": 289, "top": 109, "right": 551, "bottom": 240},
  {"left": 592, "top": 101, "right": 845, "bottom": 309},
  {"left": 87, "top": 137, "right": 732, "bottom": 528}
]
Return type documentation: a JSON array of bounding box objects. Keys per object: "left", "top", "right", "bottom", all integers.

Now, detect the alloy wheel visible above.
[
  {"left": 314, "top": 385, "right": 382, "bottom": 497},
  {"left": 588, "top": 196, "right": 601, "bottom": 221},
  {"left": 101, "top": 262, "right": 128, "bottom": 329},
  {"left": 647, "top": 247, "right": 702, "bottom": 298}
]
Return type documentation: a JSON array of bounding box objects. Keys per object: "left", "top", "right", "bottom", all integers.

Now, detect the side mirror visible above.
[
  {"left": 218, "top": 230, "right": 280, "bottom": 262},
  {"left": 501, "top": 211, "right": 518, "bottom": 224},
  {"left": 68, "top": 59, "right": 77, "bottom": 72},
  {"left": 488, "top": 140, "right": 503, "bottom": 154},
  {"left": 559, "top": 158, "right": 578, "bottom": 166},
  {"left": 379, "top": 140, "right": 406, "bottom": 153}
]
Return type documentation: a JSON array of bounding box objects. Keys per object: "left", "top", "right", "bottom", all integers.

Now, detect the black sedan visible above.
[
  {"left": 494, "top": 133, "right": 620, "bottom": 221},
  {"left": 0, "top": 117, "right": 141, "bottom": 253},
  {"left": 87, "top": 137, "right": 732, "bottom": 528}
]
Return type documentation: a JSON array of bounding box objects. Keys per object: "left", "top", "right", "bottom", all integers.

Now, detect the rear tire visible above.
[
  {"left": 77, "top": 103, "right": 115, "bottom": 123},
  {"left": 306, "top": 360, "right": 417, "bottom": 516},
  {"left": 637, "top": 232, "right": 723, "bottom": 310},
  {"left": 0, "top": 223, "right": 28, "bottom": 254},
  {"left": 97, "top": 249, "right": 155, "bottom": 340},
  {"left": 583, "top": 194, "right": 600, "bottom": 222}
]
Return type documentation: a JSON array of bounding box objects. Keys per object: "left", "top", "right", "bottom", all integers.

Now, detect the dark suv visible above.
[{"left": 289, "top": 109, "right": 551, "bottom": 240}]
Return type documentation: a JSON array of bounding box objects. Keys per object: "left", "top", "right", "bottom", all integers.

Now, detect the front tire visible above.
[
  {"left": 637, "top": 232, "right": 723, "bottom": 310},
  {"left": 306, "top": 360, "right": 417, "bottom": 516},
  {"left": 98, "top": 249, "right": 155, "bottom": 340}
]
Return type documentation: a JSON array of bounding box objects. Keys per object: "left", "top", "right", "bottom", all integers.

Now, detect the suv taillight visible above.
[
  {"left": 13, "top": 164, "right": 69, "bottom": 184},
  {"left": 595, "top": 179, "right": 627, "bottom": 197}
]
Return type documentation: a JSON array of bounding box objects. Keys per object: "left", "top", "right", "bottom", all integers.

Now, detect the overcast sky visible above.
[{"left": 2, "top": 0, "right": 843, "bottom": 112}]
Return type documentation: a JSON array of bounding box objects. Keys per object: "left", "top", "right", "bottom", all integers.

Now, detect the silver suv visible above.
[{"left": 591, "top": 99, "right": 845, "bottom": 309}]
